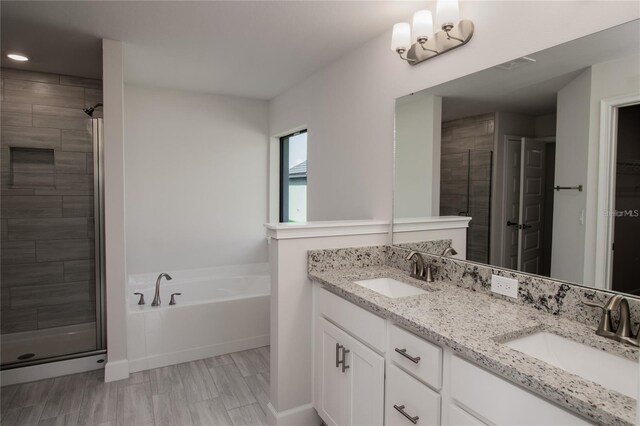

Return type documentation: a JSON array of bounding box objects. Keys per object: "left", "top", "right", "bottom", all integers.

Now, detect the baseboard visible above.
[
  {"left": 128, "top": 334, "right": 270, "bottom": 373},
  {"left": 266, "top": 402, "right": 321, "bottom": 426},
  {"left": 104, "top": 358, "right": 130, "bottom": 382},
  {"left": 1, "top": 354, "right": 105, "bottom": 386}
]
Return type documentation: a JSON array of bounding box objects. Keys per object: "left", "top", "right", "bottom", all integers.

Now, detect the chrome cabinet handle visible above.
[
  {"left": 335, "top": 343, "right": 342, "bottom": 368},
  {"left": 340, "top": 347, "right": 350, "bottom": 373},
  {"left": 393, "top": 404, "right": 419, "bottom": 424},
  {"left": 394, "top": 348, "right": 421, "bottom": 364},
  {"left": 169, "top": 293, "right": 182, "bottom": 305},
  {"left": 134, "top": 292, "right": 145, "bottom": 305}
]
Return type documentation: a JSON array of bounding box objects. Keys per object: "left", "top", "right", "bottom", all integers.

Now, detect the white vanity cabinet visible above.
[
  {"left": 312, "top": 283, "right": 594, "bottom": 426},
  {"left": 318, "top": 317, "right": 385, "bottom": 426},
  {"left": 315, "top": 287, "right": 386, "bottom": 426}
]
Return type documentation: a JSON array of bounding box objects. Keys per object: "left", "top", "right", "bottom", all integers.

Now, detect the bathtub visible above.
[{"left": 127, "top": 269, "right": 270, "bottom": 372}]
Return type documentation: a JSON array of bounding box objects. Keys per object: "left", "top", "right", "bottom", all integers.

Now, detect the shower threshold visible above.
[{"left": 1, "top": 322, "right": 97, "bottom": 367}]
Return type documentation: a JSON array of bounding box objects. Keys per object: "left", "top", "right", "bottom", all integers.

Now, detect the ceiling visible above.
[
  {"left": 397, "top": 20, "right": 640, "bottom": 121},
  {"left": 1, "top": 1, "right": 425, "bottom": 99}
]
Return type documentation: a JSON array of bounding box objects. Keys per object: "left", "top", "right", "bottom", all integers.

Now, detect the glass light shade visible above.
[
  {"left": 412, "top": 10, "right": 434, "bottom": 42},
  {"left": 436, "top": 0, "right": 460, "bottom": 29},
  {"left": 390, "top": 22, "right": 411, "bottom": 52}
]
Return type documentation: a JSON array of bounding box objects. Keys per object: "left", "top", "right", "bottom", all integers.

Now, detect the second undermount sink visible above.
[
  {"left": 504, "top": 331, "right": 638, "bottom": 399},
  {"left": 354, "top": 277, "right": 427, "bottom": 298}
]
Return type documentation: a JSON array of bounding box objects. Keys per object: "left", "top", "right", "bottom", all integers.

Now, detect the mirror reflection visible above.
[{"left": 393, "top": 20, "right": 640, "bottom": 295}]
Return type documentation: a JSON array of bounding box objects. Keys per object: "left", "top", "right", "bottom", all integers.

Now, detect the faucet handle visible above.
[
  {"left": 582, "top": 300, "right": 607, "bottom": 311},
  {"left": 134, "top": 292, "right": 145, "bottom": 305},
  {"left": 169, "top": 293, "right": 182, "bottom": 306}
]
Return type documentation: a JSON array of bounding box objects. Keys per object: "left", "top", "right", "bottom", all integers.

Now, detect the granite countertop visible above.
[{"left": 309, "top": 265, "right": 638, "bottom": 426}]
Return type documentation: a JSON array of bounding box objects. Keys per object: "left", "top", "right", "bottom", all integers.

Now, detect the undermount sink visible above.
[
  {"left": 353, "top": 277, "right": 427, "bottom": 298},
  {"left": 504, "top": 331, "right": 638, "bottom": 399}
]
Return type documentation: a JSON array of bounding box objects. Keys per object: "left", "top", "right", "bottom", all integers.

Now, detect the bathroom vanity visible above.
[{"left": 308, "top": 247, "right": 638, "bottom": 426}]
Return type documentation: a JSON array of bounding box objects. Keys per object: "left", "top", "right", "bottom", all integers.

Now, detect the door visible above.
[
  {"left": 343, "top": 331, "right": 385, "bottom": 426},
  {"left": 611, "top": 104, "right": 640, "bottom": 295},
  {"left": 518, "top": 138, "right": 547, "bottom": 274},
  {"left": 503, "top": 137, "right": 522, "bottom": 269},
  {"left": 318, "top": 318, "right": 349, "bottom": 426}
]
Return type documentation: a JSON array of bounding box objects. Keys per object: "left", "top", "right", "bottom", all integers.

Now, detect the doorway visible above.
[
  {"left": 611, "top": 104, "right": 640, "bottom": 295},
  {"left": 502, "top": 136, "right": 556, "bottom": 276}
]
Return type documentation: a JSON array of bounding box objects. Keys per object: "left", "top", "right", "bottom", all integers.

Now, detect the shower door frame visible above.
[
  {"left": 1, "top": 118, "right": 107, "bottom": 370},
  {"left": 93, "top": 118, "right": 107, "bottom": 351}
]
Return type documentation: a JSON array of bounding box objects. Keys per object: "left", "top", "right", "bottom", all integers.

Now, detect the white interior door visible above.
[
  {"left": 518, "top": 138, "right": 547, "bottom": 274},
  {"left": 503, "top": 137, "right": 522, "bottom": 269}
]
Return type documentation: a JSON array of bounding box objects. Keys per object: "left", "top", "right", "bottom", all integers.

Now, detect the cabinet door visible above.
[
  {"left": 318, "top": 318, "right": 349, "bottom": 426},
  {"left": 344, "top": 331, "right": 385, "bottom": 426}
]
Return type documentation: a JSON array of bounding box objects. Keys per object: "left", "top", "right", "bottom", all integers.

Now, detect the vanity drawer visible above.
[
  {"left": 315, "top": 286, "right": 386, "bottom": 352},
  {"left": 385, "top": 364, "right": 440, "bottom": 426},
  {"left": 389, "top": 324, "right": 442, "bottom": 390},
  {"left": 450, "top": 356, "right": 591, "bottom": 425}
]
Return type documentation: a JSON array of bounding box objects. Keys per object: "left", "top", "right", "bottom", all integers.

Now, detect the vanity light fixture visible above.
[
  {"left": 391, "top": 0, "right": 474, "bottom": 65},
  {"left": 7, "top": 53, "right": 29, "bottom": 62}
]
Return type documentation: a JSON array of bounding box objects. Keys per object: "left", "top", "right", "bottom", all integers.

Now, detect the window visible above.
[{"left": 280, "top": 130, "right": 307, "bottom": 222}]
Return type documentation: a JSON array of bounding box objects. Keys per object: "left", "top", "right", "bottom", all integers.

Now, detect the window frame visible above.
[{"left": 279, "top": 129, "right": 307, "bottom": 223}]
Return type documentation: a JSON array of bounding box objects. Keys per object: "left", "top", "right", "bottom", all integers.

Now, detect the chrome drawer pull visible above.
[
  {"left": 393, "top": 404, "right": 419, "bottom": 424},
  {"left": 395, "top": 348, "right": 421, "bottom": 364},
  {"left": 341, "top": 347, "right": 350, "bottom": 372},
  {"left": 336, "top": 343, "right": 342, "bottom": 368}
]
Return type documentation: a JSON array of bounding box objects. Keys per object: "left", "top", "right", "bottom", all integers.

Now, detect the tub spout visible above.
[{"left": 152, "top": 273, "right": 172, "bottom": 306}]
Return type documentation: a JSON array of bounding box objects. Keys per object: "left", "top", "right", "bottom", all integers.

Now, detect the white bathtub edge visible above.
[{"left": 128, "top": 334, "right": 270, "bottom": 373}]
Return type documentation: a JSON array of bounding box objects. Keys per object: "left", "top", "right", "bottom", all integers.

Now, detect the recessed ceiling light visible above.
[{"left": 7, "top": 53, "right": 29, "bottom": 62}]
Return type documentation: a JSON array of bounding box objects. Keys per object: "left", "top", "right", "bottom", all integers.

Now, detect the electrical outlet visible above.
[{"left": 491, "top": 275, "right": 519, "bottom": 298}]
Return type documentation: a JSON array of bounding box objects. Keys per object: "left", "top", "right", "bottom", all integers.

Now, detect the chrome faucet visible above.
[
  {"left": 406, "top": 251, "right": 434, "bottom": 282},
  {"left": 442, "top": 247, "right": 458, "bottom": 257},
  {"left": 151, "top": 273, "right": 172, "bottom": 306},
  {"left": 583, "top": 295, "right": 639, "bottom": 347}
]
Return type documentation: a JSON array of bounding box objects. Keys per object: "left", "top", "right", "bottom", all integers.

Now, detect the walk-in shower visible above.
[{"left": 0, "top": 68, "right": 106, "bottom": 374}]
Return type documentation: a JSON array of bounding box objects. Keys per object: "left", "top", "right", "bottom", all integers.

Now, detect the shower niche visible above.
[{"left": 9, "top": 148, "right": 55, "bottom": 188}]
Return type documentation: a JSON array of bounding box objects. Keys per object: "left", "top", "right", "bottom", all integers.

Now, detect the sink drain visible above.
[{"left": 17, "top": 353, "right": 35, "bottom": 360}]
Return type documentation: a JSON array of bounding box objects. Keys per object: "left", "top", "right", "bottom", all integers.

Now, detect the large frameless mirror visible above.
[{"left": 392, "top": 20, "right": 640, "bottom": 296}]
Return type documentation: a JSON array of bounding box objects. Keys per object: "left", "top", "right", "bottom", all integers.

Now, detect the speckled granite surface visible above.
[{"left": 308, "top": 246, "right": 639, "bottom": 426}]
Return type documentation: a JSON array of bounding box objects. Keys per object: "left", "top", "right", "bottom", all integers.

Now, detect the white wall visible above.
[
  {"left": 103, "top": 39, "right": 129, "bottom": 382},
  {"left": 552, "top": 68, "right": 592, "bottom": 283},
  {"left": 269, "top": 1, "right": 639, "bottom": 224},
  {"left": 394, "top": 95, "right": 441, "bottom": 218},
  {"left": 124, "top": 85, "right": 269, "bottom": 274},
  {"left": 535, "top": 114, "right": 557, "bottom": 138}
]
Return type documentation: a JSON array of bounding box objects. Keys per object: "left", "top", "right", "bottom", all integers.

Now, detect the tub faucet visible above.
[{"left": 152, "top": 273, "right": 172, "bottom": 306}]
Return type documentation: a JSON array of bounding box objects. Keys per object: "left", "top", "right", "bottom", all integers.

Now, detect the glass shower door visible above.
[
  {"left": 440, "top": 149, "right": 492, "bottom": 263},
  {"left": 1, "top": 82, "right": 105, "bottom": 368}
]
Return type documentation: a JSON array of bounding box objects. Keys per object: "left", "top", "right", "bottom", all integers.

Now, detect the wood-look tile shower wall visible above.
[
  {"left": 440, "top": 113, "right": 495, "bottom": 264},
  {"left": 0, "top": 68, "right": 102, "bottom": 334}
]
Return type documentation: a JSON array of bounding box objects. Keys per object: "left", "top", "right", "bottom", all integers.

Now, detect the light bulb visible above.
[
  {"left": 436, "top": 0, "right": 460, "bottom": 30},
  {"left": 412, "top": 10, "right": 434, "bottom": 43},
  {"left": 391, "top": 22, "right": 411, "bottom": 52},
  {"left": 7, "top": 53, "right": 29, "bottom": 62}
]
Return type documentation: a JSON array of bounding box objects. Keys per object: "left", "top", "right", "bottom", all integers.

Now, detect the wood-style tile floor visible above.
[{"left": 0, "top": 346, "right": 271, "bottom": 426}]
